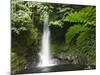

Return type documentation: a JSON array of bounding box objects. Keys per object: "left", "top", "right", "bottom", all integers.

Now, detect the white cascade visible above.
[{"left": 38, "top": 14, "right": 55, "bottom": 67}]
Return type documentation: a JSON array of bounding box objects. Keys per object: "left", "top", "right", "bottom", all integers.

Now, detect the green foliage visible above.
[
  {"left": 64, "top": 6, "right": 96, "bottom": 64},
  {"left": 65, "top": 25, "right": 89, "bottom": 47},
  {"left": 64, "top": 6, "right": 96, "bottom": 24},
  {"left": 27, "top": 2, "right": 72, "bottom": 27},
  {"left": 48, "top": 5, "right": 72, "bottom": 27},
  {"left": 11, "top": 0, "right": 39, "bottom": 50},
  {"left": 11, "top": 0, "right": 39, "bottom": 74},
  {"left": 50, "top": 20, "right": 63, "bottom": 27},
  {"left": 11, "top": 10, "right": 32, "bottom": 34},
  {"left": 11, "top": 0, "right": 32, "bottom": 34},
  {"left": 77, "top": 29, "right": 96, "bottom": 64},
  {"left": 11, "top": 52, "right": 25, "bottom": 74}
]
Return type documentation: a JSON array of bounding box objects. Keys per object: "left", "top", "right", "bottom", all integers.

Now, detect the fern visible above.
[
  {"left": 76, "top": 29, "right": 96, "bottom": 64},
  {"left": 65, "top": 27, "right": 96, "bottom": 64},
  {"left": 65, "top": 25, "right": 89, "bottom": 46},
  {"left": 64, "top": 6, "right": 96, "bottom": 64},
  {"left": 64, "top": 6, "right": 96, "bottom": 24}
]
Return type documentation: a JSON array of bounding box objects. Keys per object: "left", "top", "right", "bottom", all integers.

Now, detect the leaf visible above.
[
  {"left": 63, "top": 6, "right": 96, "bottom": 25},
  {"left": 65, "top": 25, "right": 89, "bottom": 46}
]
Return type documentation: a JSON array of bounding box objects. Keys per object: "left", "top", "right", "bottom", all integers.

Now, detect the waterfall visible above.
[{"left": 38, "top": 13, "right": 54, "bottom": 67}]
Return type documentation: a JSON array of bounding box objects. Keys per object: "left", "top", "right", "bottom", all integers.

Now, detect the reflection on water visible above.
[{"left": 41, "top": 67, "right": 50, "bottom": 72}]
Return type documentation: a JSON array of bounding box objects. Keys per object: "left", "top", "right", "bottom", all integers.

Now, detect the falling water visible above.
[{"left": 38, "top": 13, "right": 54, "bottom": 67}]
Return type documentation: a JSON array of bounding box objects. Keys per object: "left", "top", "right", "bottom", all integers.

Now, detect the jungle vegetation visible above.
[{"left": 11, "top": 0, "right": 96, "bottom": 74}]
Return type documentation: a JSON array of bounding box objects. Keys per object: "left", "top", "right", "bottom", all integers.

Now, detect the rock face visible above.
[{"left": 53, "top": 54, "right": 88, "bottom": 65}]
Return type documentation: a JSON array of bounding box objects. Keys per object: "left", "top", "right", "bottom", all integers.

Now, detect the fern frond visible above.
[
  {"left": 64, "top": 6, "right": 96, "bottom": 24},
  {"left": 76, "top": 29, "right": 96, "bottom": 64},
  {"left": 65, "top": 25, "right": 89, "bottom": 46}
]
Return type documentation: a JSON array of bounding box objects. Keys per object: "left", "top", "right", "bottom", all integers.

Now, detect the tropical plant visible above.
[
  {"left": 64, "top": 6, "right": 96, "bottom": 64},
  {"left": 11, "top": 0, "right": 39, "bottom": 74}
]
